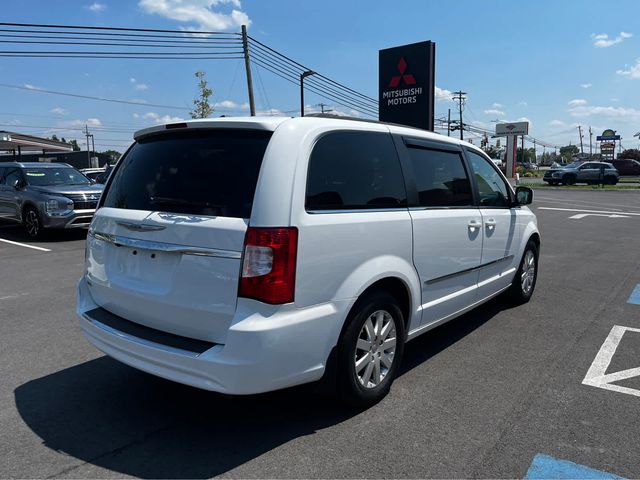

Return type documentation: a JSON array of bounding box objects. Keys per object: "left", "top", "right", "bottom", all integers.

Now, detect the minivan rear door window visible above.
[{"left": 101, "top": 129, "right": 272, "bottom": 219}]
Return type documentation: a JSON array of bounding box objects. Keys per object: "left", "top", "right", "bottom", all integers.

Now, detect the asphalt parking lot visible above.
[{"left": 1, "top": 189, "right": 639, "bottom": 479}]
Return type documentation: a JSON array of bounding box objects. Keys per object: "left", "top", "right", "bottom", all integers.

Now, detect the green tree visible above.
[
  {"left": 101, "top": 149, "right": 122, "bottom": 161},
  {"left": 68, "top": 139, "right": 80, "bottom": 152},
  {"left": 50, "top": 134, "right": 59, "bottom": 141},
  {"left": 484, "top": 145, "right": 501, "bottom": 159},
  {"left": 618, "top": 149, "right": 640, "bottom": 161},
  {"left": 190, "top": 71, "right": 213, "bottom": 119},
  {"left": 516, "top": 147, "right": 536, "bottom": 163},
  {"left": 559, "top": 144, "right": 579, "bottom": 162}
]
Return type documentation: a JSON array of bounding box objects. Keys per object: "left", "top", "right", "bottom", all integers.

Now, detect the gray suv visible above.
[
  {"left": 0, "top": 162, "right": 104, "bottom": 237},
  {"left": 543, "top": 161, "right": 619, "bottom": 185}
]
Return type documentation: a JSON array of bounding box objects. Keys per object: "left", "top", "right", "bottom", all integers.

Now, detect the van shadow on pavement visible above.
[{"left": 14, "top": 299, "right": 513, "bottom": 478}]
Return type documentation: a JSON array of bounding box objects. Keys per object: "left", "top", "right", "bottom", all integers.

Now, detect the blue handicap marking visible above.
[
  {"left": 628, "top": 284, "right": 640, "bottom": 305},
  {"left": 525, "top": 454, "right": 624, "bottom": 479}
]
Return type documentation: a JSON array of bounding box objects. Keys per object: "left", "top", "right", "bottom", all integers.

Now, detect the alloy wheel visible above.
[
  {"left": 25, "top": 210, "right": 39, "bottom": 237},
  {"left": 521, "top": 250, "right": 536, "bottom": 294},
  {"left": 354, "top": 310, "right": 397, "bottom": 388}
]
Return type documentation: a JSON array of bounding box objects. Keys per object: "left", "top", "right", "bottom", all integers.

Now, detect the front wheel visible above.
[
  {"left": 506, "top": 240, "right": 539, "bottom": 304},
  {"left": 23, "top": 206, "right": 43, "bottom": 238},
  {"left": 337, "top": 291, "right": 406, "bottom": 408},
  {"left": 563, "top": 175, "right": 576, "bottom": 186}
]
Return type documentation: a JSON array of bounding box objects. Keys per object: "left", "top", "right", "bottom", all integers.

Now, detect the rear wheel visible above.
[
  {"left": 506, "top": 240, "right": 538, "bottom": 304},
  {"left": 337, "top": 291, "right": 405, "bottom": 408},
  {"left": 23, "top": 206, "right": 43, "bottom": 239},
  {"left": 605, "top": 176, "right": 617, "bottom": 185}
]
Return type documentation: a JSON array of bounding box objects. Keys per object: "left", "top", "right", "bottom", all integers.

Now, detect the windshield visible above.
[{"left": 23, "top": 167, "right": 91, "bottom": 186}]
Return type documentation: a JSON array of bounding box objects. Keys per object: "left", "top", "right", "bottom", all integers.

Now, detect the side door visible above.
[
  {"left": 465, "top": 149, "right": 523, "bottom": 300},
  {"left": 578, "top": 162, "right": 598, "bottom": 182},
  {"left": 1, "top": 168, "right": 25, "bottom": 220},
  {"left": 398, "top": 137, "right": 483, "bottom": 328}
]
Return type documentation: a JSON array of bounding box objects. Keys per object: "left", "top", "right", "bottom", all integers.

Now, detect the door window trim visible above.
[{"left": 393, "top": 135, "right": 479, "bottom": 210}]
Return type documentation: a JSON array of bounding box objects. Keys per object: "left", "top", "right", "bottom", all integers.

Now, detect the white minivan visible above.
[{"left": 77, "top": 116, "right": 540, "bottom": 407}]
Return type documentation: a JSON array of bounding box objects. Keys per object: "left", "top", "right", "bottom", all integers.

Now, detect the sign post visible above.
[
  {"left": 379, "top": 41, "right": 436, "bottom": 131},
  {"left": 495, "top": 122, "right": 529, "bottom": 178}
]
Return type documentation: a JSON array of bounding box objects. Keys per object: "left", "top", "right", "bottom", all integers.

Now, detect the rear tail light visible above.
[{"left": 239, "top": 227, "right": 298, "bottom": 304}]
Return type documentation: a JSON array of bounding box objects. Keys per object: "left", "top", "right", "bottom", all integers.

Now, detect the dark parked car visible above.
[
  {"left": 610, "top": 159, "right": 640, "bottom": 176},
  {"left": 543, "top": 161, "right": 619, "bottom": 185},
  {"left": 0, "top": 162, "right": 103, "bottom": 237}
]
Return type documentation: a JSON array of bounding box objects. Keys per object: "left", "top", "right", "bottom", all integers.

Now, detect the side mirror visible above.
[{"left": 515, "top": 186, "right": 533, "bottom": 206}]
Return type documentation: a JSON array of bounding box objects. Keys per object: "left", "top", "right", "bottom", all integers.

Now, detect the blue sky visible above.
[{"left": 1, "top": 0, "right": 639, "bottom": 153}]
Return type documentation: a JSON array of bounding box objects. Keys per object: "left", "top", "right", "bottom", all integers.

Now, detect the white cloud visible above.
[
  {"left": 143, "top": 112, "right": 185, "bottom": 123},
  {"left": 591, "top": 31, "right": 633, "bottom": 48},
  {"left": 50, "top": 107, "right": 68, "bottom": 115},
  {"left": 130, "top": 78, "right": 136, "bottom": 83},
  {"left": 56, "top": 118, "right": 103, "bottom": 131},
  {"left": 86, "top": 2, "right": 107, "bottom": 12},
  {"left": 616, "top": 59, "right": 640, "bottom": 79},
  {"left": 580, "top": 83, "right": 592, "bottom": 89},
  {"left": 549, "top": 119, "right": 566, "bottom": 127},
  {"left": 435, "top": 86, "right": 453, "bottom": 102},
  {"left": 484, "top": 108, "right": 505, "bottom": 116},
  {"left": 569, "top": 105, "right": 640, "bottom": 121},
  {"left": 24, "top": 84, "right": 42, "bottom": 90},
  {"left": 517, "top": 101, "right": 528, "bottom": 107},
  {"left": 135, "top": 83, "right": 149, "bottom": 91},
  {"left": 491, "top": 102, "right": 503, "bottom": 109},
  {"left": 214, "top": 100, "right": 239, "bottom": 109},
  {"left": 568, "top": 99, "right": 587, "bottom": 107},
  {"left": 139, "top": 0, "right": 250, "bottom": 31}
]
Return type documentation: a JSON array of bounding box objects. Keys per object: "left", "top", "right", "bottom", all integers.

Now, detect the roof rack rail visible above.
[{"left": 304, "top": 113, "right": 438, "bottom": 134}]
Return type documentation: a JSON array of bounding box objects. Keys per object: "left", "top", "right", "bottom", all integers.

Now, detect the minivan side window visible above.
[
  {"left": 406, "top": 147, "right": 472, "bottom": 207},
  {"left": 466, "top": 150, "right": 511, "bottom": 207},
  {"left": 305, "top": 131, "right": 407, "bottom": 211}
]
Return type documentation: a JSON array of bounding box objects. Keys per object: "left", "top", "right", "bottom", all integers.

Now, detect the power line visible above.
[{"left": 0, "top": 83, "right": 191, "bottom": 110}]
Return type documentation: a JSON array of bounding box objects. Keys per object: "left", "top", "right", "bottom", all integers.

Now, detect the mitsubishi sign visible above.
[{"left": 379, "top": 40, "right": 436, "bottom": 131}]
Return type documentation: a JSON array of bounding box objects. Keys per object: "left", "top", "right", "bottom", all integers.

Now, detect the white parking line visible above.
[
  {"left": 535, "top": 196, "right": 640, "bottom": 212},
  {"left": 0, "top": 238, "right": 51, "bottom": 252},
  {"left": 538, "top": 207, "right": 640, "bottom": 217}
]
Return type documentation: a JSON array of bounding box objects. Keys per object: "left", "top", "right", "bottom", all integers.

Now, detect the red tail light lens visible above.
[{"left": 239, "top": 227, "right": 298, "bottom": 304}]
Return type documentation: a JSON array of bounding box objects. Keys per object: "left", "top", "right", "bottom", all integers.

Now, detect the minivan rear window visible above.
[{"left": 101, "top": 129, "right": 272, "bottom": 219}]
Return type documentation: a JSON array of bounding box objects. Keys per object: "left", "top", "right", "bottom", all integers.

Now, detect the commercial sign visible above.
[
  {"left": 601, "top": 142, "right": 615, "bottom": 152},
  {"left": 596, "top": 129, "right": 621, "bottom": 141},
  {"left": 495, "top": 122, "right": 529, "bottom": 136},
  {"left": 379, "top": 40, "right": 435, "bottom": 131}
]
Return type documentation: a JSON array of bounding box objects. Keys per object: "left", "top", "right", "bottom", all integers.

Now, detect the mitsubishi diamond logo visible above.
[{"left": 389, "top": 57, "right": 416, "bottom": 88}]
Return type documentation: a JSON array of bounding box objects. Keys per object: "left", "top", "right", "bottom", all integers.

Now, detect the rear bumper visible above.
[{"left": 77, "top": 276, "right": 349, "bottom": 394}]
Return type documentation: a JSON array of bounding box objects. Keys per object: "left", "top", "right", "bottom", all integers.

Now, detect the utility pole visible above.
[
  {"left": 589, "top": 126, "right": 593, "bottom": 157},
  {"left": 318, "top": 103, "right": 333, "bottom": 114},
  {"left": 300, "top": 70, "right": 316, "bottom": 117},
  {"left": 241, "top": 25, "right": 256, "bottom": 116},
  {"left": 84, "top": 124, "right": 91, "bottom": 167},
  {"left": 452, "top": 91, "right": 466, "bottom": 141},
  {"left": 533, "top": 139, "right": 536, "bottom": 164},
  {"left": 447, "top": 108, "right": 451, "bottom": 137},
  {"left": 578, "top": 125, "right": 584, "bottom": 155}
]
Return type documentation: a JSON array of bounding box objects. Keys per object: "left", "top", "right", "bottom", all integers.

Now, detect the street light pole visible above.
[{"left": 300, "top": 70, "right": 316, "bottom": 117}]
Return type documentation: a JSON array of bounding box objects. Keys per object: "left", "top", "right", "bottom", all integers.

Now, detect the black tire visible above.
[
  {"left": 605, "top": 176, "right": 617, "bottom": 185},
  {"left": 563, "top": 175, "right": 576, "bottom": 186},
  {"left": 506, "top": 240, "right": 539, "bottom": 304},
  {"left": 337, "top": 291, "right": 406, "bottom": 408},
  {"left": 23, "top": 206, "right": 43, "bottom": 239}
]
